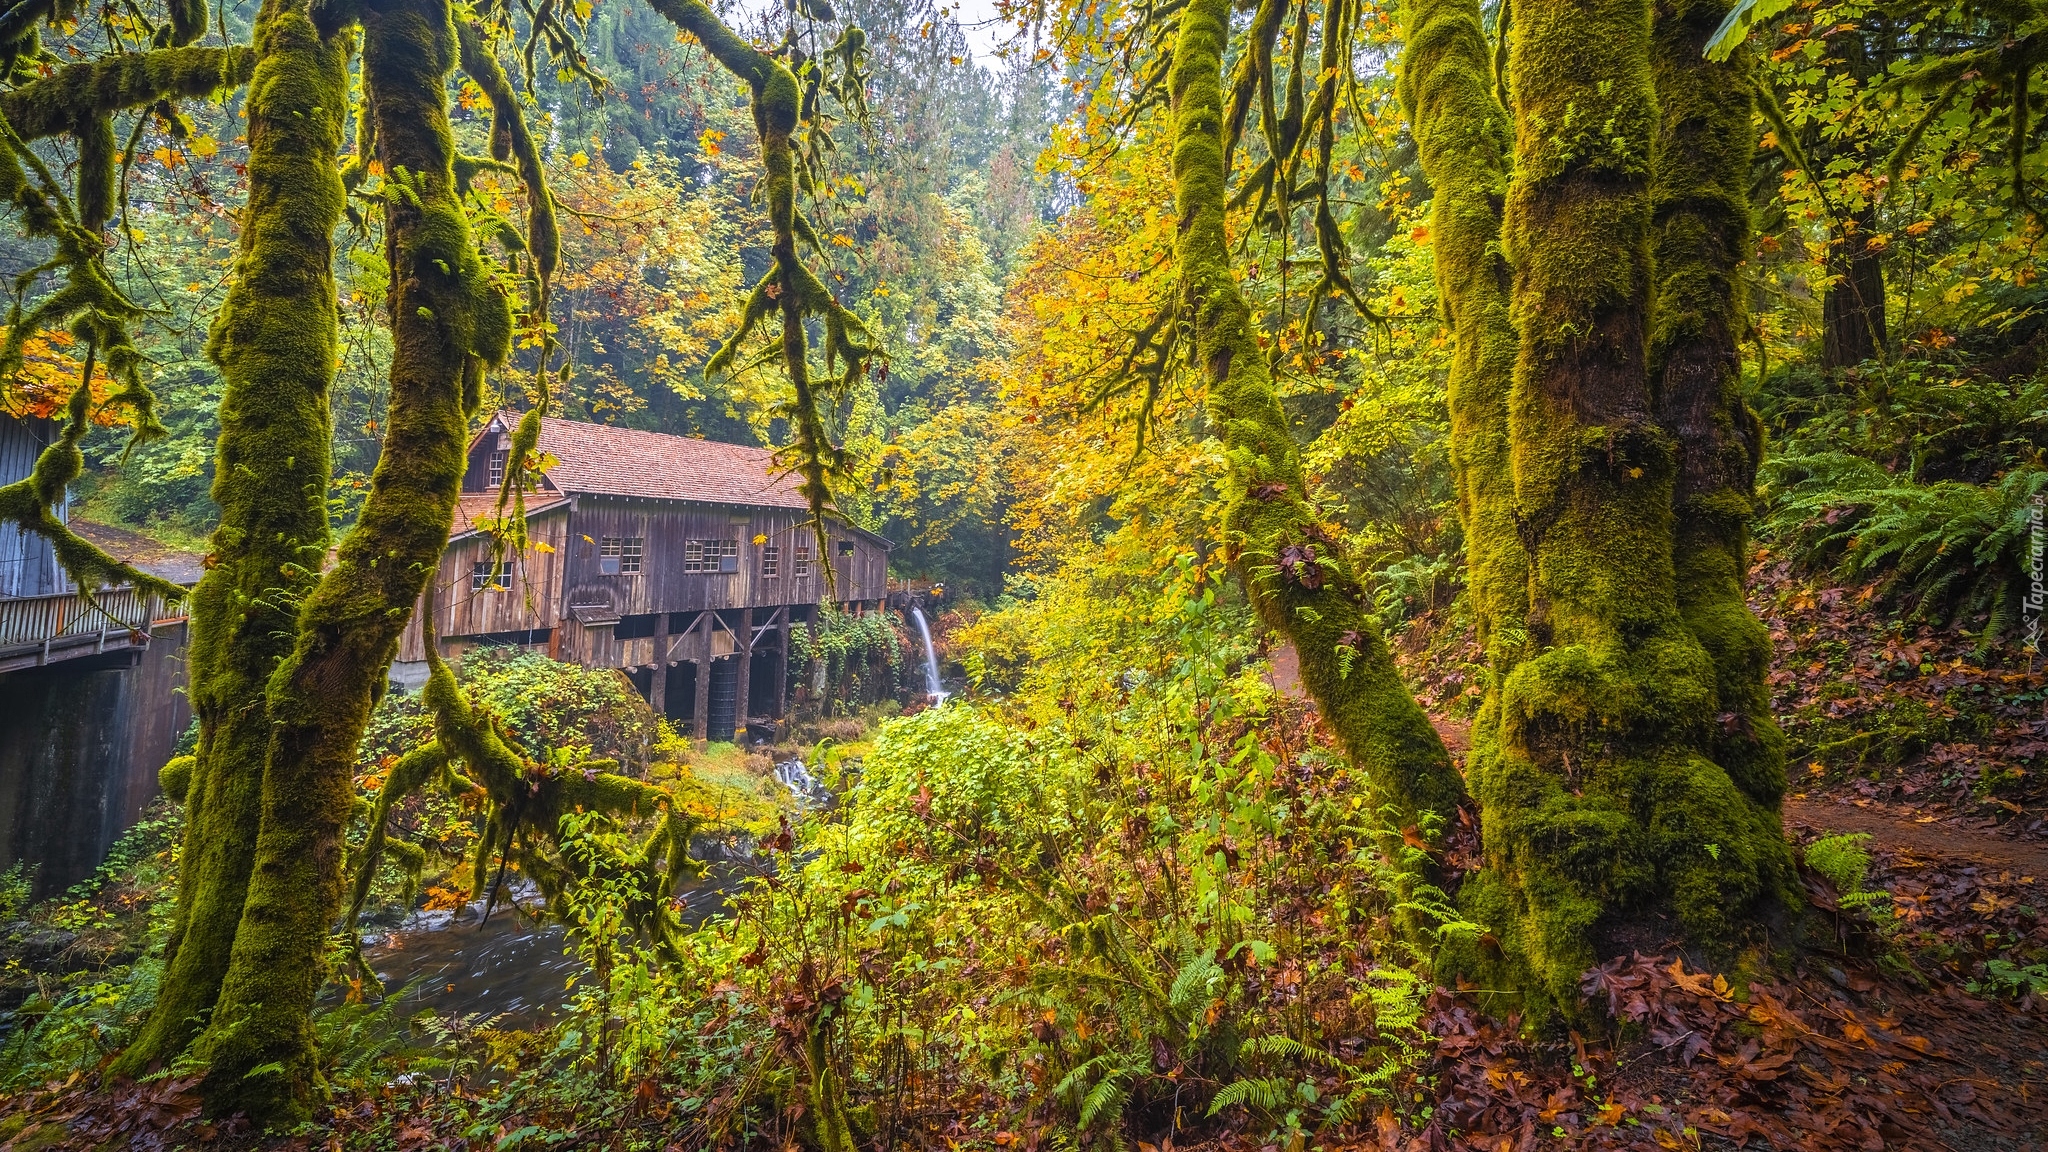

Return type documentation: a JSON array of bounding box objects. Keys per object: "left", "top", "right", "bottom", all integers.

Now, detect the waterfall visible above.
[
  {"left": 909, "top": 605, "right": 949, "bottom": 706},
  {"left": 774, "top": 758, "right": 831, "bottom": 808}
]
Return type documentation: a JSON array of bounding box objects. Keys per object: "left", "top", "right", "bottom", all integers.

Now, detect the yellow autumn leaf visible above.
[
  {"left": 189, "top": 134, "right": 219, "bottom": 158},
  {"left": 571, "top": 151, "right": 590, "bottom": 168}
]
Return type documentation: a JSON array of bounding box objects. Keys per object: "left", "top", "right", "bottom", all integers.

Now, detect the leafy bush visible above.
[
  {"left": 1756, "top": 362, "right": 2047, "bottom": 486},
  {"left": 1760, "top": 453, "right": 2048, "bottom": 645}
]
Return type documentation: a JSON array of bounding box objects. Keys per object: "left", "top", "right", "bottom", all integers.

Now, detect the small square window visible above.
[
  {"left": 471, "top": 559, "right": 511, "bottom": 591},
  {"left": 487, "top": 449, "right": 508, "bottom": 487},
  {"left": 762, "top": 544, "right": 780, "bottom": 577},
  {"left": 793, "top": 544, "right": 812, "bottom": 578},
  {"left": 600, "top": 536, "right": 643, "bottom": 576},
  {"left": 684, "top": 539, "right": 705, "bottom": 572},
  {"left": 838, "top": 539, "right": 855, "bottom": 556}
]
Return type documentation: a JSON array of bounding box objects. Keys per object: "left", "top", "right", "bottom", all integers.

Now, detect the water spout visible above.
[{"left": 909, "top": 605, "right": 948, "bottom": 706}]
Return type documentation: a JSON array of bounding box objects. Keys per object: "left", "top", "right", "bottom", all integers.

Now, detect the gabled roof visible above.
[{"left": 481, "top": 412, "right": 809, "bottom": 510}]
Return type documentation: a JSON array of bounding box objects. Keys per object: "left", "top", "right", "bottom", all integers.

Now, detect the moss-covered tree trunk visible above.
[
  {"left": 185, "top": 0, "right": 511, "bottom": 1118},
  {"left": 1397, "top": 0, "right": 1525, "bottom": 806},
  {"left": 115, "top": 0, "right": 348, "bottom": 1078},
  {"left": 1650, "top": 0, "right": 1787, "bottom": 811},
  {"left": 1167, "top": 0, "right": 1465, "bottom": 830},
  {"left": 1446, "top": 0, "right": 1793, "bottom": 1013}
]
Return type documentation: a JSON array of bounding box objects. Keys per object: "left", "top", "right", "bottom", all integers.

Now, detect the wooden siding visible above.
[
  {"left": 462, "top": 427, "right": 515, "bottom": 493},
  {"left": 556, "top": 497, "right": 887, "bottom": 622},
  {"left": 398, "top": 507, "right": 570, "bottom": 662},
  {"left": 1, "top": 416, "right": 69, "bottom": 600},
  {"left": 402, "top": 495, "right": 887, "bottom": 672}
]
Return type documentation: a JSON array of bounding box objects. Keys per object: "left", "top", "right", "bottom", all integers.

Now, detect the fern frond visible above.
[{"left": 1207, "top": 1075, "right": 1289, "bottom": 1116}]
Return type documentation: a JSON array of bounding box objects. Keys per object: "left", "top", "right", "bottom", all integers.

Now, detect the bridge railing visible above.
[{"left": 0, "top": 586, "right": 179, "bottom": 671}]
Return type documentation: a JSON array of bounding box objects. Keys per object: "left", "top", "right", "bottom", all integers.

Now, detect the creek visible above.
[{"left": 352, "top": 761, "right": 831, "bottom": 1027}]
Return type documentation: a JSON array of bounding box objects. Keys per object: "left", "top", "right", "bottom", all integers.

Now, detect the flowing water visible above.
[
  {"left": 774, "top": 758, "right": 832, "bottom": 808},
  {"left": 909, "top": 605, "right": 948, "bottom": 706},
  {"left": 352, "top": 764, "right": 834, "bottom": 1027},
  {"left": 356, "top": 866, "right": 749, "bottom": 1028}
]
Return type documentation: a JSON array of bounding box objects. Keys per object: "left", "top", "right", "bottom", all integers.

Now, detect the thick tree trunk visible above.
[
  {"left": 1398, "top": 0, "right": 1525, "bottom": 817},
  {"left": 1452, "top": 0, "right": 1793, "bottom": 1014},
  {"left": 1168, "top": 0, "right": 1465, "bottom": 831},
  {"left": 114, "top": 0, "right": 347, "bottom": 1077},
  {"left": 190, "top": 0, "right": 510, "bottom": 1119},
  {"left": 1650, "top": 0, "right": 1790, "bottom": 811},
  {"left": 1821, "top": 208, "right": 1885, "bottom": 368}
]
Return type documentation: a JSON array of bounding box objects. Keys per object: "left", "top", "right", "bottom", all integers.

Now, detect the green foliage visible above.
[
  {"left": 790, "top": 604, "right": 907, "bottom": 704},
  {"left": 1763, "top": 455, "right": 2048, "bottom": 645},
  {"left": 1967, "top": 958, "right": 2048, "bottom": 999},
  {"left": 1802, "top": 832, "right": 1873, "bottom": 896},
  {"left": 0, "top": 862, "right": 30, "bottom": 923},
  {"left": 1, "top": 804, "right": 183, "bottom": 1088}
]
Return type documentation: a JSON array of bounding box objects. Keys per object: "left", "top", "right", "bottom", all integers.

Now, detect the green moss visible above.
[
  {"left": 1168, "top": 0, "right": 1465, "bottom": 832},
  {"left": 1441, "top": 0, "right": 1799, "bottom": 1015},
  {"left": 114, "top": 0, "right": 349, "bottom": 1100},
  {"left": 1650, "top": 0, "right": 1785, "bottom": 809},
  {"left": 0, "top": 46, "right": 251, "bottom": 141},
  {"left": 1399, "top": 0, "right": 1523, "bottom": 672},
  {"left": 158, "top": 754, "right": 195, "bottom": 801},
  {"left": 176, "top": 0, "right": 514, "bottom": 1120}
]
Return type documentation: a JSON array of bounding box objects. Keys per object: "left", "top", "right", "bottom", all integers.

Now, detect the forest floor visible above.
[
  {"left": 3, "top": 558, "right": 2045, "bottom": 1150},
  {"left": 1383, "top": 550, "right": 2048, "bottom": 1151}
]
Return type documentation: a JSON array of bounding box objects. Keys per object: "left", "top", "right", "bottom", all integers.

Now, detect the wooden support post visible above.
[
  {"left": 692, "top": 611, "right": 712, "bottom": 742},
  {"left": 774, "top": 605, "right": 791, "bottom": 718},
  {"left": 733, "top": 607, "right": 753, "bottom": 743},
  {"left": 649, "top": 612, "right": 669, "bottom": 718}
]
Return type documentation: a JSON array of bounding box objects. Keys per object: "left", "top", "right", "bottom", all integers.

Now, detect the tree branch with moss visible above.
[{"left": 1164, "top": 0, "right": 1466, "bottom": 838}]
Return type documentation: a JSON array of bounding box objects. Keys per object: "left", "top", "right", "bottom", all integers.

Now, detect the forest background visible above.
[
  {"left": 17, "top": 0, "right": 2043, "bottom": 655},
  {"left": 0, "top": 0, "right": 2044, "bottom": 1143}
]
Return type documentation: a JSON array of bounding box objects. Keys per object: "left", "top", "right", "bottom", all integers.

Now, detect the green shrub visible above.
[{"left": 1760, "top": 454, "right": 2048, "bottom": 645}]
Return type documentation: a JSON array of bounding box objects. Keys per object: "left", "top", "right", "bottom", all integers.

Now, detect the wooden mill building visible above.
[{"left": 398, "top": 413, "right": 891, "bottom": 742}]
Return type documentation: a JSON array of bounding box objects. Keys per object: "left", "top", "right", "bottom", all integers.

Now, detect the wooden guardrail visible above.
[{"left": 0, "top": 586, "right": 180, "bottom": 672}]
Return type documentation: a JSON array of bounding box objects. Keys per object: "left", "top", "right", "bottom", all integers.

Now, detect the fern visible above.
[
  {"left": 1053, "top": 1050, "right": 1145, "bottom": 1131},
  {"left": 1761, "top": 453, "right": 2048, "bottom": 646},
  {"left": 1207, "top": 1075, "right": 1290, "bottom": 1116},
  {"left": 1080, "top": 1066, "right": 1134, "bottom": 1129},
  {"left": 1238, "top": 1033, "right": 1348, "bottom": 1070},
  {"left": 1167, "top": 947, "right": 1222, "bottom": 1019}
]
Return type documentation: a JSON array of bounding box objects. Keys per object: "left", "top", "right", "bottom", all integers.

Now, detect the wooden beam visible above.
[
  {"left": 649, "top": 612, "right": 669, "bottom": 717},
  {"left": 733, "top": 606, "right": 753, "bottom": 741}
]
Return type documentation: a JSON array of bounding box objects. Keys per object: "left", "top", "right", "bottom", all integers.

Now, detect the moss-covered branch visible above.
[
  {"left": 642, "top": 0, "right": 876, "bottom": 580},
  {"left": 0, "top": 45, "right": 251, "bottom": 140},
  {"left": 1397, "top": 0, "right": 1524, "bottom": 770},
  {"left": 456, "top": 19, "right": 558, "bottom": 555},
  {"left": 114, "top": 0, "right": 349, "bottom": 1090},
  {"left": 0, "top": 375, "right": 183, "bottom": 601},
  {"left": 1167, "top": 0, "right": 1466, "bottom": 831},
  {"left": 1650, "top": 0, "right": 1785, "bottom": 810}
]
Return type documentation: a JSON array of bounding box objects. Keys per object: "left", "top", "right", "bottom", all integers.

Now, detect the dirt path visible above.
[
  {"left": 1421, "top": 711, "right": 2046, "bottom": 874},
  {"left": 1783, "top": 795, "right": 2048, "bottom": 877}
]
